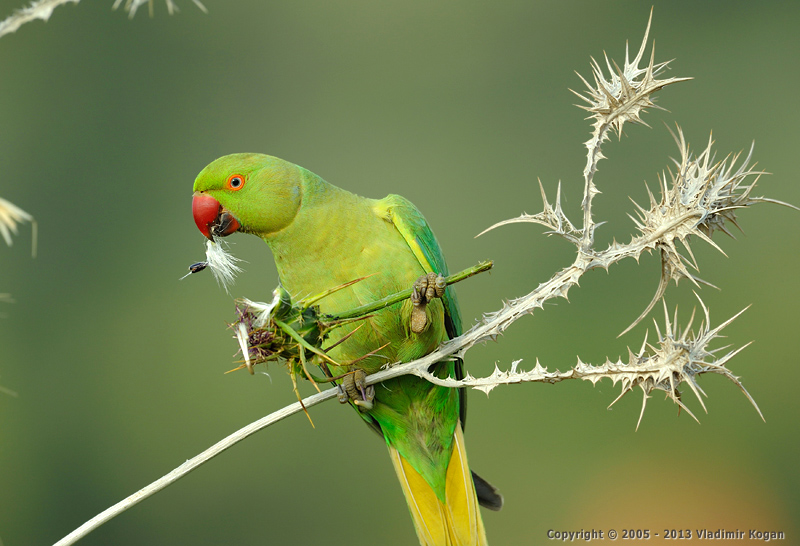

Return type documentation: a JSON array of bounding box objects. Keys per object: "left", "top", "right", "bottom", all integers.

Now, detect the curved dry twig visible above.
[{"left": 52, "top": 389, "right": 336, "bottom": 546}]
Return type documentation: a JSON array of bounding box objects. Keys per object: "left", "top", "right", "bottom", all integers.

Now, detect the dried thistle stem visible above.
[
  {"left": 0, "top": 0, "right": 79, "bottom": 39},
  {"left": 575, "top": 9, "right": 691, "bottom": 251},
  {"left": 0, "top": 0, "right": 207, "bottom": 40},
  {"left": 51, "top": 389, "right": 336, "bottom": 546}
]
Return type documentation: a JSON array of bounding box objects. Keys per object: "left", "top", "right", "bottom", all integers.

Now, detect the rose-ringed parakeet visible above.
[{"left": 191, "top": 154, "right": 501, "bottom": 545}]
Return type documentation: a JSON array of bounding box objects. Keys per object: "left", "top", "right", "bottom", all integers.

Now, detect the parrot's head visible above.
[{"left": 192, "top": 153, "right": 303, "bottom": 240}]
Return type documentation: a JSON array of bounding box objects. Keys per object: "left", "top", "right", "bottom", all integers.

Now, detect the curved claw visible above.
[
  {"left": 410, "top": 273, "right": 446, "bottom": 334},
  {"left": 337, "top": 384, "right": 349, "bottom": 404},
  {"left": 339, "top": 369, "right": 375, "bottom": 411}
]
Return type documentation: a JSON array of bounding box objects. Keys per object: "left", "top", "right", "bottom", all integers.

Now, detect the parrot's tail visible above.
[{"left": 388, "top": 423, "right": 487, "bottom": 546}]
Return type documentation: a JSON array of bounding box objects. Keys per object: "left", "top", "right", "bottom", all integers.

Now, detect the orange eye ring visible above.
[{"left": 226, "top": 174, "right": 245, "bottom": 191}]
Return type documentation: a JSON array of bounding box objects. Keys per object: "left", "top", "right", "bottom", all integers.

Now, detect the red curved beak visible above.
[{"left": 192, "top": 193, "right": 240, "bottom": 240}]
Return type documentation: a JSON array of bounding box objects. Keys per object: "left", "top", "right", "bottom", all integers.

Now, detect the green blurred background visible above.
[{"left": 1, "top": 1, "right": 798, "bottom": 544}]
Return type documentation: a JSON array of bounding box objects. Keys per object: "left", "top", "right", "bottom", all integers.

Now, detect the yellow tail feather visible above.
[{"left": 388, "top": 423, "right": 487, "bottom": 546}]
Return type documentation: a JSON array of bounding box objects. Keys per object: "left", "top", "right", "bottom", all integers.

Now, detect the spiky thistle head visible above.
[
  {"left": 0, "top": 196, "right": 34, "bottom": 250},
  {"left": 604, "top": 295, "right": 762, "bottom": 430},
  {"left": 648, "top": 129, "right": 769, "bottom": 239},
  {"left": 634, "top": 129, "right": 765, "bottom": 282},
  {"left": 572, "top": 10, "right": 691, "bottom": 144},
  {"left": 618, "top": 126, "right": 796, "bottom": 336},
  {"left": 112, "top": 0, "right": 207, "bottom": 18}
]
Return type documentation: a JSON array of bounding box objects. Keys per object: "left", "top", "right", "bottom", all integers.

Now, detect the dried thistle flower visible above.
[
  {"left": 0, "top": 196, "right": 34, "bottom": 251},
  {"left": 619, "top": 127, "right": 798, "bottom": 334},
  {"left": 112, "top": 0, "right": 207, "bottom": 18},
  {"left": 571, "top": 11, "right": 690, "bottom": 145},
  {"left": 603, "top": 295, "right": 762, "bottom": 430}
]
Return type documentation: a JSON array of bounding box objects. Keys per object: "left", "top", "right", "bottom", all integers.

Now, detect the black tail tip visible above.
[{"left": 472, "top": 471, "right": 504, "bottom": 511}]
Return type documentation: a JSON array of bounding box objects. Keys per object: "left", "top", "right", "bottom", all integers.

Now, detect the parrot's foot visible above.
[
  {"left": 410, "top": 272, "right": 446, "bottom": 334},
  {"left": 337, "top": 369, "right": 375, "bottom": 411}
]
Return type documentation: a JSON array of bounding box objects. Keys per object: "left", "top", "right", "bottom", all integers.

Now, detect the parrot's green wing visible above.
[
  {"left": 375, "top": 194, "right": 467, "bottom": 423},
  {"left": 376, "top": 194, "right": 462, "bottom": 338},
  {"left": 376, "top": 194, "right": 503, "bottom": 512}
]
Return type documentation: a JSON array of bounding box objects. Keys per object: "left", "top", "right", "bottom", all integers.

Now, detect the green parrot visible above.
[{"left": 191, "top": 154, "right": 501, "bottom": 545}]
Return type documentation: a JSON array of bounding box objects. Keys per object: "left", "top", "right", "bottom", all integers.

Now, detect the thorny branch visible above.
[
  {"left": 0, "top": 0, "right": 79, "bottom": 38},
  {"left": 53, "top": 11, "right": 794, "bottom": 546},
  {"left": 359, "top": 10, "right": 790, "bottom": 423}
]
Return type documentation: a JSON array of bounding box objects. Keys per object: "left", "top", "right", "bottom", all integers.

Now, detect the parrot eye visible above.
[{"left": 226, "top": 174, "right": 245, "bottom": 190}]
